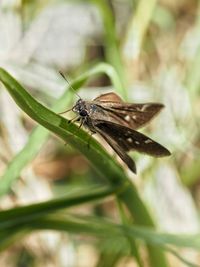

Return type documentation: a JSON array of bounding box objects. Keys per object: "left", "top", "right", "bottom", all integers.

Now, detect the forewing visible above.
[
  {"left": 94, "top": 92, "right": 123, "bottom": 103},
  {"left": 95, "top": 121, "right": 171, "bottom": 157},
  {"left": 94, "top": 102, "right": 164, "bottom": 130}
]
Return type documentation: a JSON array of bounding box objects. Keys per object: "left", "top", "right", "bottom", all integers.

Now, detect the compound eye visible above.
[{"left": 79, "top": 110, "right": 87, "bottom": 116}]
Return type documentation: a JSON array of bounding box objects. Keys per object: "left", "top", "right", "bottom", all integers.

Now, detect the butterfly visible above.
[{"left": 63, "top": 92, "right": 171, "bottom": 174}]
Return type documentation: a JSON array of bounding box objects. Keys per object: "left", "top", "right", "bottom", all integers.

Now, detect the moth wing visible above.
[
  {"left": 93, "top": 101, "right": 164, "bottom": 130},
  {"left": 95, "top": 121, "right": 171, "bottom": 157},
  {"left": 95, "top": 126, "right": 137, "bottom": 173},
  {"left": 94, "top": 92, "right": 123, "bottom": 103}
]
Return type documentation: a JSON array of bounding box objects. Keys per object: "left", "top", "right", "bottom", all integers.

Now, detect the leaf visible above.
[{"left": 0, "top": 185, "right": 116, "bottom": 226}]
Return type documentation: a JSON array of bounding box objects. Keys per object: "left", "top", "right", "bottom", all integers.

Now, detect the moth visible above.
[{"left": 62, "top": 92, "right": 171, "bottom": 174}]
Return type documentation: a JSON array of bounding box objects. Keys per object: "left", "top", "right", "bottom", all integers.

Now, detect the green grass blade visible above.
[
  {"left": 163, "top": 246, "right": 200, "bottom": 267},
  {"left": 123, "top": 0, "right": 157, "bottom": 61},
  {"left": 0, "top": 185, "right": 116, "bottom": 227},
  {"left": 116, "top": 199, "right": 143, "bottom": 267},
  {"left": 90, "top": 0, "right": 127, "bottom": 99},
  {"left": 0, "top": 228, "right": 29, "bottom": 252},
  {"left": 6, "top": 214, "right": 200, "bottom": 250}
]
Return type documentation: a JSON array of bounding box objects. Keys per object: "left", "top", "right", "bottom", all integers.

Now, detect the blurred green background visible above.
[{"left": 0, "top": 0, "right": 200, "bottom": 267}]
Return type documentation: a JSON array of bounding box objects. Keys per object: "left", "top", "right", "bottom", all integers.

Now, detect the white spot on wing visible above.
[
  {"left": 141, "top": 104, "right": 149, "bottom": 112},
  {"left": 145, "top": 139, "right": 153, "bottom": 144},
  {"left": 127, "top": 138, "right": 132, "bottom": 143},
  {"left": 125, "top": 115, "right": 130, "bottom": 121},
  {"left": 135, "top": 141, "right": 140, "bottom": 145},
  {"left": 132, "top": 115, "right": 137, "bottom": 120},
  {"left": 136, "top": 104, "right": 149, "bottom": 112}
]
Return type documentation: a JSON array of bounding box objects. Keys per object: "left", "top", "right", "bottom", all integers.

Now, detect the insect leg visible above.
[
  {"left": 68, "top": 115, "right": 81, "bottom": 124},
  {"left": 63, "top": 117, "right": 82, "bottom": 146},
  {"left": 78, "top": 118, "right": 84, "bottom": 129}
]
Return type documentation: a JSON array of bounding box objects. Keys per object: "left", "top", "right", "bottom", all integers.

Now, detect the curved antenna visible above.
[
  {"left": 59, "top": 71, "right": 81, "bottom": 99},
  {"left": 58, "top": 107, "right": 73, "bottom": 115}
]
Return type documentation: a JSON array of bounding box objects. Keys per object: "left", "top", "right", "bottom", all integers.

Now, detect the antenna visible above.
[
  {"left": 58, "top": 107, "right": 73, "bottom": 115},
  {"left": 59, "top": 71, "right": 81, "bottom": 99}
]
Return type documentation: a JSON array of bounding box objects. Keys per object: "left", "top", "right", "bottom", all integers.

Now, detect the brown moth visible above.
[{"left": 64, "top": 92, "right": 171, "bottom": 174}]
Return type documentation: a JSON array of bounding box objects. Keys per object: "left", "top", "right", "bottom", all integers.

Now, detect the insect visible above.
[{"left": 61, "top": 91, "right": 171, "bottom": 174}]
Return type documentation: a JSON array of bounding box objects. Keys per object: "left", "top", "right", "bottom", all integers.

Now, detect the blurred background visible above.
[{"left": 0, "top": 0, "right": 200, "bottom": 266}]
